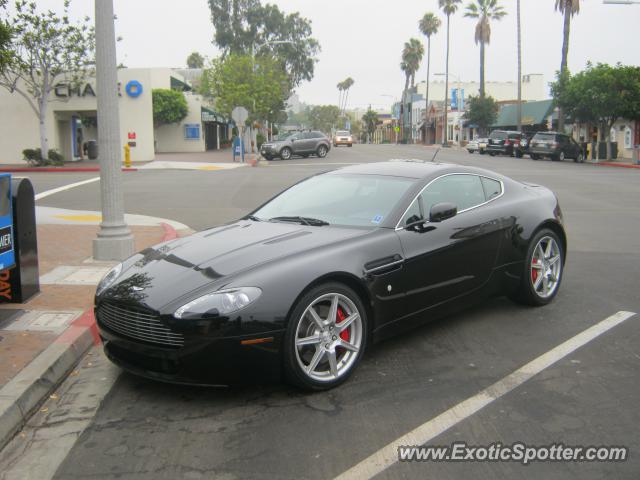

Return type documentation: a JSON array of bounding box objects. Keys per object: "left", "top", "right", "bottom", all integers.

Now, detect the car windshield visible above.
[
  {"left": 336, "top": 131, "right": 350, "bottom": 136},
  {"left": 534, "top": 133, "right": 557, "bottom": 141},
  {"left": 490, "top": 131, "right": 508, "bottom": 140},
  {"left": 252, "top": 174, "right": 415, "bottom": 227}
]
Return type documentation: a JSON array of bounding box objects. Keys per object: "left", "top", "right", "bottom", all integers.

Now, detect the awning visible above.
[
  {"left": 493, "top": 100, "right": 555, "bottom": 127},
  {"left": 201, "top": 107, "right": 228, "bottom": 124}
]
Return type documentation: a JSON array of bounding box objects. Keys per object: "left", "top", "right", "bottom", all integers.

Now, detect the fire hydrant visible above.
[{"left": 123, "top": 144, "right": 131, "bottom": 168}]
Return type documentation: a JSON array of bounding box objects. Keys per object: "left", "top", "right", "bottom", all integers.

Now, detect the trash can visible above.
[{"left": 87, "top": 140, "right": 98, "bottom": 160}]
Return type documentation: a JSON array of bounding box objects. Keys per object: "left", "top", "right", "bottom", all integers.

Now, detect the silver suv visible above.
[{"left": 260, "top": 131, "right": 331, "bottom": 160}]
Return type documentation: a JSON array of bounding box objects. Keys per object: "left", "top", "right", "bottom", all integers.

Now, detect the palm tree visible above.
[
  {"left": 341, "top": 77, "right": 355, "bottom": 115},
  {"left": 419, "top": 12, "right": 441, "bottom": 144},
  {"left": 439, "top": 0, "right": 462, "bottom": 145},
  {"left": 337, "top": 81, "right": 345, "bottom": 112},
  {"left": 464, "top": 0, "right": 507, "bottom": 99},
  {"left": 556, "top": 0, "right": 581, "bottom": 132},
  {"left": 400, "top": 38, "right": 425, "bottom": 141}
]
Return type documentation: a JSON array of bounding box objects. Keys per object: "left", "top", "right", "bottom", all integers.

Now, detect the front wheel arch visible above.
[
  {"left": 532, "top": 220, "right": 567, "bottom": 265},
  {"left": 284, "top": 272, "right": 375, "bottom": 346}
]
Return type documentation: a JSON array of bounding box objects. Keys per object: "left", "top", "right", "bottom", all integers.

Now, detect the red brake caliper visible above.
[
  {"left": 531, "top": 257, "right": 539, "bottom": 283},
  {"left": 336, "top": 307, "right": 350, "bottom": 342}
]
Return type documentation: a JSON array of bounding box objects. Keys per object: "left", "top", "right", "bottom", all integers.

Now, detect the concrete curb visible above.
[
  {"left": 0, "top": 167, "right": 137, "bottom": 173},
  {"left": 0, "top": 311, "right": 97, "bottom": 451}
]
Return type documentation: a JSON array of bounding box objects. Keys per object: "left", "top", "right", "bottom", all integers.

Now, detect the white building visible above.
[
  {"left": 0, "top": 68, "right": 231, "bottom": 164},
  {"left": 416, "top": 73, "right": 546, "bottom": 104}
]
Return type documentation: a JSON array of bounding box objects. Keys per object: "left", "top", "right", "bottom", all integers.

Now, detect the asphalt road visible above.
[{"left": 7, "top": 145, "right": 640, "bottom": 479}]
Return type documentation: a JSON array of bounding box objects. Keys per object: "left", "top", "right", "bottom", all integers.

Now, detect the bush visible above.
[
  {"left": 22, "top": 148, "right": 65, "bottom": 166},
  {"left": 256, "top": 133, "right": 266, "bottom": 149}
]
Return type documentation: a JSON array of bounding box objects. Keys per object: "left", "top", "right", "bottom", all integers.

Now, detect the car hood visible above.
[{"left": 102, "top": 220, "right": 369, "bottom": 310}]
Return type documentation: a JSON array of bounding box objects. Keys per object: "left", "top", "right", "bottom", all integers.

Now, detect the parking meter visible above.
[{"left": 0, "top": 174, "right": 15, "bottom": 272}]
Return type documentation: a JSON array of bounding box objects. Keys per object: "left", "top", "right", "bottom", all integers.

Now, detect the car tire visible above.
[
  {"left": 467, "top": 150, "right": 474, "bottom": 154},
  {"left": 530, "top": 154, "right": 539, "bottom": 160},
  {"left": 317, "top": 145, "right": 328, "bottom": 158},
  {"left": 283, "top": 282, "right": 368, "bottom": 390},
  {"left": 280, "top": 147, "right": 292, "bottom": 160},
  {"left": 489, "top": 152, "right": 496, "bottom": 157},
  {"left": 510, "top": 228, "right": 564, "bottom": 307}
]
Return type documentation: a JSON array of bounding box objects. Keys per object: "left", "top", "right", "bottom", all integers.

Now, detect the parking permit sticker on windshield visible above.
[{"left": 371, "top": 215, "right": 383, "bottom": 224}]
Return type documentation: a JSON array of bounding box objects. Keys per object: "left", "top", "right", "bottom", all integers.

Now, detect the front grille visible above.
[{"left": 97, "top": 302, "right": 184, "bottom": 348}]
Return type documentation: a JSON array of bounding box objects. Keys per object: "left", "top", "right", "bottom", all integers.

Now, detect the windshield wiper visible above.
[
  {"left": 246, "top": 215, "right": 262, "bottom": 222},
  {"left": 269, "top": 216, "right": 329, "bottom": 226}
]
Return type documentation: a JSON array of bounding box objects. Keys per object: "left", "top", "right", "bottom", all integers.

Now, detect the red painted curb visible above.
[
  {"left": 594, "top": 162, "right": 640, "bottom": 170},
  {"left": 56, "top": 310, "right": 101, "bottom": 346},
  {"left": 160, "top": 222, "right": 178, "bottom": 242},
  {"left": 0, "top": 167, "right": 137, "bottom": 173}
]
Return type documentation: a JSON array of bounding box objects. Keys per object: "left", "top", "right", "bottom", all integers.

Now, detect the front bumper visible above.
[{"left": 97, "top": 308, "right": 285, "bottom": 386}]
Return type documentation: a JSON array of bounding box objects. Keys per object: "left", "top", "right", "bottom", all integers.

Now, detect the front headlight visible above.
[
  {"left": 174, "top": 287, "right": 262, "bottom": 319},
  {"left": 96, "top": 263, "right": 123, "bottom": 296}
]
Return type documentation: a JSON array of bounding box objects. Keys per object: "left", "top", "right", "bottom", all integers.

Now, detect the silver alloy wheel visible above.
[
  {"left": 530, "top": 235, "right": 562, "bottom": 299},
  {"left": 317, "top": 145, "right": 328, "bottom": 158},
  {"left": 294, "top": 293, "right": 363, "bottom": 382},
  {"left": 559, "top": 151, "right": 565, "bottom": 161},
  {"left": 281, "top": 147, "right": 292, "bottom": 160}
]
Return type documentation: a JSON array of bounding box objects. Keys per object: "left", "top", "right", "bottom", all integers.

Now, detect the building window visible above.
[
  {"left": 624, "top": 127, "right": 632, "bottom": 149},
  {"left": 184, "top": 124, "right": 200, "bottom": 140}
]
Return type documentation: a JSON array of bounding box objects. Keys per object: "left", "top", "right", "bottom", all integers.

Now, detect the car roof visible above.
[{"left": 329, "top": 160, "right": 504, "bottom": 180}]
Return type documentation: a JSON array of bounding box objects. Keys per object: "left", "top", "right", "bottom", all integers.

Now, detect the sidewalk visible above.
[{"left": 0, "top": 220, "right": 192, "bottom": 450}]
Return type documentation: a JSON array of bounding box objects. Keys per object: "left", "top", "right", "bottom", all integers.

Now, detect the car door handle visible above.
[{"left": 364, "top": 255, "right": 404, "bottom": 275}]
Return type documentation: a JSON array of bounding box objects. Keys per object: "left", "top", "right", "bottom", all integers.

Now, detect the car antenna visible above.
[{"left": 429, "top": 148, "right": 441, "bottom": 163}]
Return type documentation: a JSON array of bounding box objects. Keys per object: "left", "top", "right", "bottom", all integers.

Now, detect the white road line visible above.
[
  {"left": 34, "top": 177, "right": 100, "bottom": 201},
  {"left": 334, "top": 310, "right": 637, "bottom": 480}
]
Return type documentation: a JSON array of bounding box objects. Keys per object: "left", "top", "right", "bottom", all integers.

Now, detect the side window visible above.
[
  {"left": 422, "top": 175, "right": 486, "bottom": 214},
  {"left": 481, "top": 177, "right": 502, "bottom": 201},
  {"left": 401, "top": 196, "right": 424, "bottom": 226}
]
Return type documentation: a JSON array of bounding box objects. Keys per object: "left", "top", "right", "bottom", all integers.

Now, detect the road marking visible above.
[
  {"left": 35, "top": 177, "right": 100, "bottom": 201},
  {"left": 334, "top": 310, "right": 636, "bottom": 480}
]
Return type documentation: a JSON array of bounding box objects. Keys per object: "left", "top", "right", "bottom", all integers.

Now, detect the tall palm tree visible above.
[
  {"left": 439, "top": 0, "right": 462, "bottom": 145},
  {"left": 464, "top": 0, "right": 507, "bottom": 99},
  {"left": 556, "top": 0, "right": 581, "bottom": 132},
  {"left": 419, "top": 12, "right": 442, "bottom": 144},
  {"left": 341, "top": 77, "right": 355, "bottom": 115},
  {"left": 337, "top": 81, "right": 345, "bottom": 112},
  {"left": 400, "top": 38, "right": 425, "bottom": 141}
]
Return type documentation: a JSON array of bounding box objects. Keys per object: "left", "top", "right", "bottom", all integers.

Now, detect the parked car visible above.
[
  {"left": 467, "top": 137, "right": 489, "bottom": 155},
  {"left": 333, "top": 130, "right": 353, "bottom": 147},
  {"left": 96, "top": 161, "right": 566, "bottom": 390},
  {"left": 260, "top": 131, "right": 331, "bottom": 160},
  {"left": 529, "top": 132, "right": 585, "bottom": 162},
  {"left": 487, "top": 130, "right": 526, "bottom": 157}
]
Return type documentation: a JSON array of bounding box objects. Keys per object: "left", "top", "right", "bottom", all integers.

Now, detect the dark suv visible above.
[
  {"left": 529, "top": 132, "right": 584, "bottom": 162},
  {"left": 486, "top": 130, "right": 527, "bottom": 157},
  {"left": 260, "top": 131, "right": 331, "bottom": 160}
]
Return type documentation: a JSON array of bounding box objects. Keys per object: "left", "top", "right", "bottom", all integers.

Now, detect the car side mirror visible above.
[{"left": 429, "top": 202, "right": 457, "bottom": 222}]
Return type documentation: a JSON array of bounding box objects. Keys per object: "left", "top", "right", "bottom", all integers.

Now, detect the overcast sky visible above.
[{"left": 26, "top": 0, "right": 640, "bottom": 110}]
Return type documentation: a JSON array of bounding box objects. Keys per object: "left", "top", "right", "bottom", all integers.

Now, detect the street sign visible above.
[{"left": 232, "top": 106, "right": 249, "bottom": 125}]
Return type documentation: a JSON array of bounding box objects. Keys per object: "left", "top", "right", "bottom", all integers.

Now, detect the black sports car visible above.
[{"left": 96, "top": 161, "right": 566, "bottom": 390}]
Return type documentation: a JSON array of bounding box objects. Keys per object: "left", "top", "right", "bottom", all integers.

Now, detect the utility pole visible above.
[
  {"left": 516, "top": 0, "right": 523, "bottom": 133},
  {"left": 93, "top": 0, "right": 134, "bottom": 260}
]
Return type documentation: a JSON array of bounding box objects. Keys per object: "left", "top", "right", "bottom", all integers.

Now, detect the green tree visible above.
[
  {"left": 186, "top": 51, "right": 205, "bottom": 69},
  {"left": 465, "top": 95, "right": 498, "bottom": 132},
  {"left": 464, "top": 0, "right": 507, "bottom": 98},
  {"left": 439, "top": 0, "right": 462, "bottom": 144},
  {"left": 308, "top": 105, "right": 340, "bottom": 134},
  {"left": 152, "top": 89, "right": 188, "bottom": 128},
  {"left": 0, "top": 0, "right": 12, "bottom": 74},
  {"left": 362, "top": 108, "right": 379, "bottom": 143},
  {"left": 0, "top": 0, "right": 94, "bottom": 160},
  {"left": 338, "top": 77, "right": 354, "bottom": 115},
  {"left": 207, "top": 0, "right": 320, "bottom": 87},
  {"left": 419, "top": 12, "right": 441, "bottom": 144},
  {"left": 200, "top": 54, "right": 289, "bottom": 124},
  {"left": 552, "top": 63, "right": 640, "bottom": 161},
  {"left": 555, "top": 0, "right": 581, "bottom": 132}
]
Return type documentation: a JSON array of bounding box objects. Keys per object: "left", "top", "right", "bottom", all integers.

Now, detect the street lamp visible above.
[
  {"left": 93, "top": 0, "right": 134, "bottom": 260},
  {"left": 435, "top": 72, "right": 464, "bottom": 146}
]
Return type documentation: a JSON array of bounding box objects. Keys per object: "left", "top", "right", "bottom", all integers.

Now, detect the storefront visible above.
[{"left": 0, "top": 68, "right": 230, "bottom": 164}]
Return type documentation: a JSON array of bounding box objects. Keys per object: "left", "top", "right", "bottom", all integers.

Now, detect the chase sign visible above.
[{"left": 0, "top": 174, "right": 15, "bottom": 272}]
